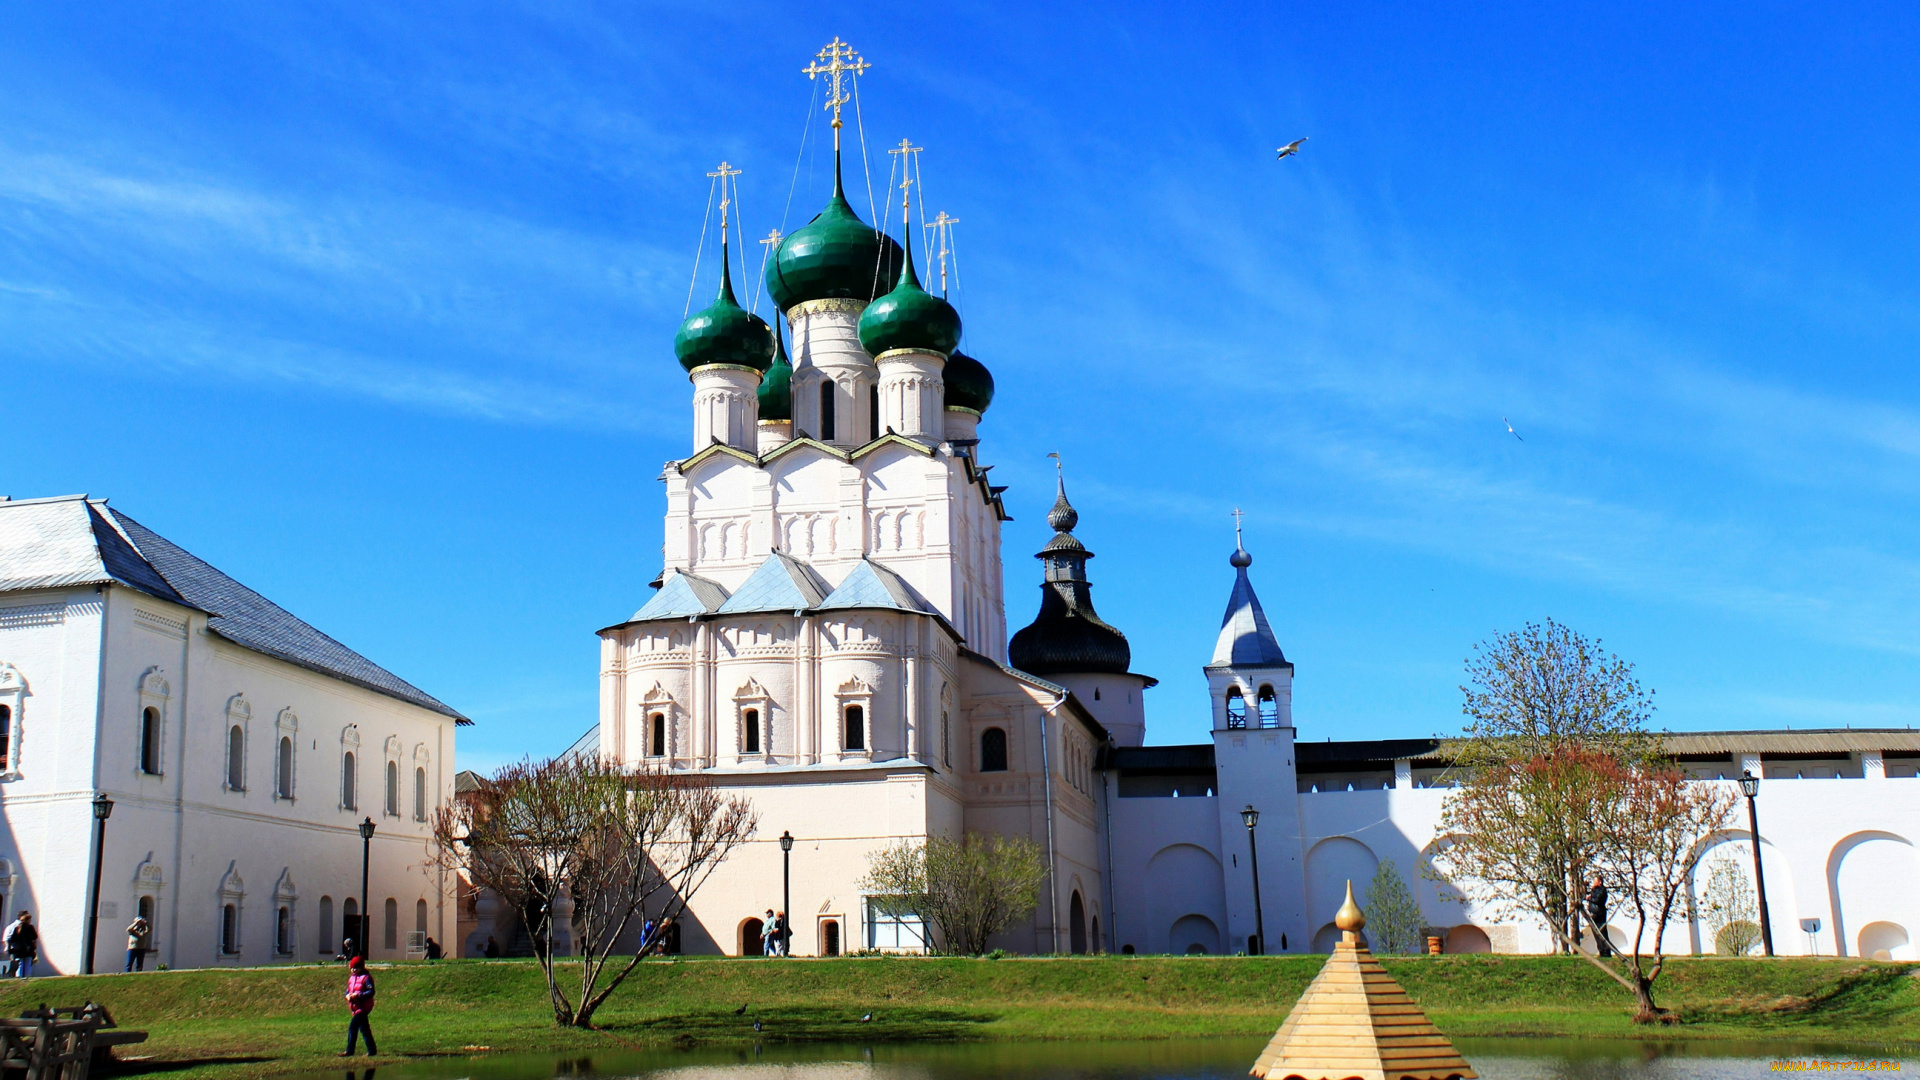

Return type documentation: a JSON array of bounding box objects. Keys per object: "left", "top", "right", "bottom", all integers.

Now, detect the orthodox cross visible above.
[
  {"left": 802, "top": 38, "right": 870, "bottom": 148},
  {"left": 707, "top": 161, "right": 742, "bottom": 236},
  {"left": 1232, "top": 507, "right": 1245, "bottom": 547},
  {"left": 888, "top": 138, "right": 922, "bottom": 224},
  {"left": 755, "top": 227, "right": 784, "bottom": 311},
  {"left": 928, "top": 211, "right": 959, "bottom": 296}
]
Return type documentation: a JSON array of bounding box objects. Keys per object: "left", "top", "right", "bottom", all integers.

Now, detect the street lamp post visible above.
[
  {"left": 1739, "top": 771, "right": 1775, "bottom": 957},
  {"left": 1241, "top": 806, "right": 1265, "bottom": 955},
  {"left": 359, "top": 817, "right": 376, "bottom": 956},
  {"left": 82, "top": 793, "right": 115, "bottom": 975},
  {"left": 778, "top": 831, "right": 794, "bottom": 957}
]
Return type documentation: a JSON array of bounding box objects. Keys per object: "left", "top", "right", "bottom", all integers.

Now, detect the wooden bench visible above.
[{"left": 0, "top": 1004, "right": 148, "bottom": 1080}]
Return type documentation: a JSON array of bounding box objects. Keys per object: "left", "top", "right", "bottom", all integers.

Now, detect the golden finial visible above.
[
  {"left": 1334, "top": 880, "right": 1367, "bottom": 942},
  {"left": 928, "top": 211, "right": 959, "bottom": 296},
  {"left": 802, "top": 37, "right": 871, "bottom": 149},
  {"left": 707, "top": 160, "right": 743, "bottom": 235}
]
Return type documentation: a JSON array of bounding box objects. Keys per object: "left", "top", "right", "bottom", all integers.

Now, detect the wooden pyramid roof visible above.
[{"left": 1250, "top": 882, "right": 1477, "bottom": 1080}]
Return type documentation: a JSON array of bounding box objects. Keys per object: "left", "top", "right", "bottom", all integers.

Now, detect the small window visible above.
[
  {"left": 650, "top": 713, "right": 666, "bottom": 757},
  {"left": 743, "top": 708, "right": 760, "bottom": 754},
  {"left": 0, "top": 704, "right": 10, "bottom": 771},
  {"left": 819, "top": 383, "right": 836, "bottom": 440},
  {"left": 844, "top": 705, "right": 865, "bottom": 751},
  {"left": 342, "top": 897, "right": 359, "bottom": 952},
  {"left": 942, "top": 709, "right": 951, "bottom": 768},
  {"left": 276, "top": 736, "right": 294, "bottom": 799},
  {"left": 385, "top": 760, "right": 399, "bottom": 817},
  {"left": 869, "top": 383, "right": 880, "bottom": 441},
  {"left": 1257, "top": 685, "right": 1278, "bottom": 726},
  {"left": 140, "top": 707, "right": 162, "bottom": 774},
  {"left": 276, "top": 906, "right": 292, "bottom": 955},
  {"left": 384, "top": 898, "right": 398, "bottom": 951},
  {"left": 220, "top": 903, "right": 239, "bottom": 955},
  {"left": 1225, "top": 690, "right": 1247, "bottom": 730},
  {"left": 342, "top": 751, "right": 357, "bottom": 809},
  {"left": 226, "top": 725, "right": 245, "bottom": 790},
  {"left": 865, "top": 897, "right": 926, "bottom": 951},
  {"left": 414, "top": 766, "right": 428, "bottom": 821},
  {"left": 981, "top": 727, "right": 1008, "bottom": 772},
  {"left": 415, "top": 898, "right": 428, "bottom": 935},
  {"left": 319, "top": 896, "right": 334, "bottom": 954}
]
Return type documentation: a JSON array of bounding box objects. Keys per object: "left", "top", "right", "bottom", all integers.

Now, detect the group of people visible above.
[{"left": 759, "top": 909, "right": 790, "bottom": 957}]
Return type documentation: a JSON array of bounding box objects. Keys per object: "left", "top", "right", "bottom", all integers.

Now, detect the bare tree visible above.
[
  {"left": 861, "top": 834, "right": 1047, "bottom": 955},
  {"left": 1698, "top": 853, "right": 1761, "bottom": 956},
  {"left": 435, "top": 754, "right": 755, "bottom": 1027},
  {"left": 1365, "top": 860, "right": 1425, "bottom": 955}
]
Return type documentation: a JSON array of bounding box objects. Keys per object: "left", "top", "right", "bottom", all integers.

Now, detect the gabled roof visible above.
[
  {"left": 818, "top": 558, "right": 935, "bottom": 614},
  {"left": 630, "top": 569, "right": 729, "bottom": 621},
  {"left": 1210, "top": 551, "right": 1290, "bottom": 669},
  {"left": 716, "top": 552, "right": 832, "bottom": 614},
  {"left": 0, "top": 495, "right": 467, "bottom": 723}
]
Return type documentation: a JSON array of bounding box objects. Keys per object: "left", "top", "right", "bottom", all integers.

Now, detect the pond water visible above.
[{"left": 302, "top": 1037, "right": 1913, "bottom": 1080}]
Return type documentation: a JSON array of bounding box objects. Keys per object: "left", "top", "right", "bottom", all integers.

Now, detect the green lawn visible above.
[{"left": 4, "top": 954, "right": 1915, "bottom": 1080}]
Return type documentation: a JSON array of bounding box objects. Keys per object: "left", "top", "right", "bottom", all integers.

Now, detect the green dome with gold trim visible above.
[
  {"left": 766, "top": 156, "right": 902, "bottom": 311},
  {"left": 758, "top": 320, "right": 793, "bottom": 420},
  {"left": 944, "top": 350, "right": 994, "bottom": 414},
  {"left": 857, "top": 225, "right": 961, "bottom": 358},
  {"left": 674, "top": 245, "right": 774, "bottom": 374}
]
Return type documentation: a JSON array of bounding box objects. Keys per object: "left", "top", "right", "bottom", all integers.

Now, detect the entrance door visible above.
[{"left": 740, "top": 918, "right": 764, "bottom": 956}]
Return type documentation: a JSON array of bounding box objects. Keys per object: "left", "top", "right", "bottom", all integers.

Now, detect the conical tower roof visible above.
[{"left": 1250, "top": 883, "right": 1477, "bottom": 1080}]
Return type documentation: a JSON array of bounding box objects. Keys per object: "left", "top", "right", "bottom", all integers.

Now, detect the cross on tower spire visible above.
[
  {"left": 802, "top": 37, "right": 871, "bottom": 151},
  {"left": 707, "top": 160, "right": 743, "bottom": 235},
  {"left": 929, "top": 211, "right": 959, "bottom": 296},
  {"left": 888, "top": 138, "right": 922, "bottom": 220}
]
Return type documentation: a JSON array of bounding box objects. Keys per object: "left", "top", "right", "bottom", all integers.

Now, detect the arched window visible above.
[
  {"left": 0, "top": 704, "right": 10, "bottom": 772},
  {"left": 1069, "top": 891, "right": 1087, "bottom": 955},
  {"left": 140, "top": 706, "right": 161, "bottom": 774},
  {"left": 318, "top": 896, "right": 334, "bottom": 954},
  {"left": 415, "top": 898, "right": 428, "bottom": 936},
  {"left": 383, "top": 897, "right": 398, "bottom": 951},
  {"left": 743, "top": 708, "right": 760, "bottom": 754},
  {"left": 342, "top": 897, "right": 359, "bottom": 952},
  {"left": 220, "top": 903, "right": 239, "bottom": 955},
  {"left": 1225, "top": 690, "right": 1247, "bottom": 729},
  {"left": 843, "top": 705, "right": 865, "bottom": 751},
  {"left": 276, "top": 736, "right": 294, "bottom": 799},
  {"left": 869, "top": 383, "right": 880, "bottom": 441},
  {"left": 650, "top": 713, "right": 666, "bottom": 757},
  {"left": 981, "top": 727, "right": 1008, "bottom": 772},
  {"left": 226, "top": 725, "right": 245, "bottom": 790},
  {"left": 414, "top": 766, "right": 427, "bottom": 821},
  {"left": 822, "top": 919, "right": 841, "bottom": 957},
  {"left": 342, "top": 751, "right": 357, "bottom": 809},
  {"left": 385, "top": 760, "right": 399, "bottom": 817},
  {"left": 1257, "top": 685, "right": 1277, "bottom": 727},
  {"left": 819, "top": 382, "right": 836, "bottom": 440},
  {"left": 276, "top": 906, "right": 292, "bottom": 955}
]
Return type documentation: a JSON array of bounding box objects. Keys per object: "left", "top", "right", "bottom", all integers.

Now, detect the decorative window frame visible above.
[
  {"left": 834, "top": 677, "right": 874, "bottom": 761},
  {"left": 137, "top": 667, "right": 171, "bottom": 778},
  {"left": 340, "top": 726, "right": 362, "bottom": 811},
  {"left": 733, "top": 679, "right": 773, "bottom": 762},
  {"left": 223, "top": 695, "right": 251, "bottom": 794},
  {"left": 216, "top": 862, "right": 246, "bottom": 962},
  {"left": 412, "top": 743, "right": 432, "bottom": 823},
  {"left": 273, "top": 709, "right": 298, "bottom": 801},
  {"left": 272, "top": 868, "right": 299, "bottom": 958},
  {"left": 382, "top": 736, "right": 403, "bottom": 818},
  {"left": 0, "top": 663, "right": 27, "bottom": 780},
  {"left": 640, "top": 684, "right": 677, "bottom": 760}
]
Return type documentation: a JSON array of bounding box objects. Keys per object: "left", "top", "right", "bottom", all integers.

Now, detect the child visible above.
[{"left": 340, "top": 956, "right": 377, "bottom": 1056}]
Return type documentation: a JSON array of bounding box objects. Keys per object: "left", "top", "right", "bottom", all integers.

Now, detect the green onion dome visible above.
[
  {"left": 758, "top": 321, "right": 793, "bottom": 421},
  {"left": 766, "top": 155, "right": 903, "bottom": 312},
  {"left": 674, "top": 243, "right": 774, "bottom": 374},
  {"left": 943, "top": 350, "right": 995, "bottom": 414},
  {"left": 857, "top": 223, "right": 961, "bottom": 358}
]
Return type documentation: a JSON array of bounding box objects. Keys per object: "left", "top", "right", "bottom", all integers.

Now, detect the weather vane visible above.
[
  {"left": 802, "top": 37, "right": 871, "bottom": 151},
  {"left": 929, "top": 211, "right": 959, "bottom": 296}
]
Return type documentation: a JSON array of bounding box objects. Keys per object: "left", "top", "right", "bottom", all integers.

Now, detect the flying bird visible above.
[
  {"left": 1503, "top": 417, "right": 1523, "bottom": 442},
  {"left": 1276, "top": 138, "right": 1307, "bottom": 160},
  {"left": 859, "top": 1013, "right": 874, "bottom": 1023},
  {"left": 734, "top": 1003, "right": 750, "bottom": 1015}
]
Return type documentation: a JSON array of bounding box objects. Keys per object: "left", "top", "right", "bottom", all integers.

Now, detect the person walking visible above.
[
  {"left": 774, "top": 911, "right": 789, "bottom": 957},
  {"left": 1585, "top": 877, "right": 1612, "bottom": 957},
  {"left": 762, "top": 910, "right": 777, "bottom": 957},
  {"left": 3, "top": 912, "right": 37, "bottom": 978},
  {"left": 124, "top": 916, "right": 151, "bottom": 972},
  {"left": 340, "top": 956, "right": 378, "bottom": 1057}
]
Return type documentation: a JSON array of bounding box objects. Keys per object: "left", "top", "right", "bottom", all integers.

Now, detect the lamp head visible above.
[
  {"left": 1240, "top": 805, "right": 1259, "bottom": 829},
  {"left": 92, "top": 792, "right": 114, "bottom": 820},
  {"left": 359, "top": 816, "right": 377, "bottom": 840},
  {"left": 1739, "top": 770, "right": 1760, "bottom": 799},
  {"left": 779, "top": 830, "right": 794, "bottom": 852}
]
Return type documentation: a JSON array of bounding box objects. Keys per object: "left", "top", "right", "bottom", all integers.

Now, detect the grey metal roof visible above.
[
  {"left": 559, "top": 722, "right": 601, "bottom": 762},
  {"left": 630, "top": 569, "right": 730, "bottom": 622},
  {"left": 817, "top": 558, "right": 937, "bottom": 614},
  {"left": 716, "top": 552, "right": 831, "bottom": 614},
  {"left": 0, "top": 495, "right": 467, "bottom": 723},
  {"left": 1209, "top": 551, "right": 1290, "bottom": 669},
  {"left": 1658, "top": 729, "right": 1920, "bottom": 755}
]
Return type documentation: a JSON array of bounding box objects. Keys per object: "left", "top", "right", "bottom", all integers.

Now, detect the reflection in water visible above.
[{"left": 298, "top": 1038, "right": 1915, "bottom": 1080}]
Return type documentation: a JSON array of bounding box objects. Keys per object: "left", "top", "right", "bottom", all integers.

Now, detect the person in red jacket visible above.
[{"left": 340, "top": 956, "right": 377, "bottom": 1056}]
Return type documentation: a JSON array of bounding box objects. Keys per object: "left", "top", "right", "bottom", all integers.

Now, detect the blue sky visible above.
[{"left": 4, "top": 2, "right": 1919, "bottom": 772}]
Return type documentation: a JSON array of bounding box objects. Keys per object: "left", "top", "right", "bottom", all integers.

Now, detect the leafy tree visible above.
[
  {"left": 434, "top": 754, "right": 755, "bottom": 1027},
  {"left": 861, "top": 833, "right": 1048, "bottom": 955},
  {"left": 1699, "top": 853, "right": 1761, "bottom": 956},
  {"left": 1365, "top": 859, "right": 1425, "bottom": 955}
]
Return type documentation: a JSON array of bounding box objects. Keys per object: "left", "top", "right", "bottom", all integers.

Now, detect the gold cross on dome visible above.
[
  {"left": 889, "top": 138, "right": 922, "bottom": 217},
  {"left": 928, "top": 211, "right": 959, "bottom": 295},
  {"left": 759, "top": 227, "right": 784, "bottom": 252},
  {"left": 707, "top": 161, "right": 743, "bottom": 231},
  {"left": 802, "top": 38, "right": 870, "bottom": 132}
]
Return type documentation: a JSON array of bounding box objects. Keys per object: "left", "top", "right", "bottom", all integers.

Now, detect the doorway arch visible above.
[{"left": 739, "top": 917, "right": 764, "bottom": 957}]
